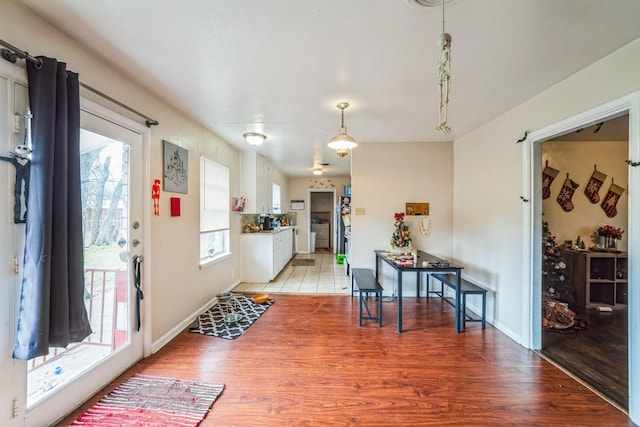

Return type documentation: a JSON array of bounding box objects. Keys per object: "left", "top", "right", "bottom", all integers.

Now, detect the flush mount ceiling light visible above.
[
  {"left": 328, "top": 102, "right": 357, "bottom": 158},
  {"left": 313, "top": 167, "right": 323, "bottom": 175},
  {"left": 243, "top": 132, "right": 266, "bottom": 146}
]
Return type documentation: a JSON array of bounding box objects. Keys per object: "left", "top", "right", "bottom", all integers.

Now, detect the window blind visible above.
[{"left": 200, "top": 157, "right": 229, "bottom": 232}]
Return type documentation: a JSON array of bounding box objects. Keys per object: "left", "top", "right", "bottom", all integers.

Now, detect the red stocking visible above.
[
  {"left": 584, "top": 167, "right": 607, "bottom": 204},
  {"left": 601, "top": 182, "right": 625, "bottom": 218},
  {"left": 542, "top": 162, "right": 559, "bottom": 200},
  {"left": 556, "top": 176, "right": 579, "bottom": 212}
]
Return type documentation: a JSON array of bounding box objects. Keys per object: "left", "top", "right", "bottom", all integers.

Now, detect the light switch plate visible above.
[{"left": 355, "top": 207, "right": 366, "bottom": 215}]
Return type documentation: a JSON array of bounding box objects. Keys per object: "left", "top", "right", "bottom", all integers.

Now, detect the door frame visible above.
[
  {"left": 521, "top": 91, "right": 640, "bottom": 421},
  {"left": 307, "top": 189, "right": 337, "bottom": 253}
]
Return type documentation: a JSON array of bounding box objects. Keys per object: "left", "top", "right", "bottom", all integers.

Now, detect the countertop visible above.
[{"left": 243, "top": 226, "right": 295, "bottom": 235}]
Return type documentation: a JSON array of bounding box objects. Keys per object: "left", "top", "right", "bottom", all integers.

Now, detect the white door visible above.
[
  {"left": 0, "top": 58, "right": 146, "bottom": 426},
  {"left": 23, "top": 103, "right": 147, "bottom": 426}
]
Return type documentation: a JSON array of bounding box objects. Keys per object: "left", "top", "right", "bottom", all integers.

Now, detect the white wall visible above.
[
  {"left": 0, "top": 1, "right": 242, "bottom": 348},
  {"left": 542, "top": 140, "right": 628, "bottom": 252},
  {"left": 351, "top": 141, "right": 453, "bottom": 296},
  {"left": 453, "top": 38, "right": 640, "bottom": 343}
]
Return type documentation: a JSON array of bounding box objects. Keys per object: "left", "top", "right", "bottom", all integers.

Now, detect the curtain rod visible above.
[{"left": 0, "top": 38, "right": 159, "bottom": 128}]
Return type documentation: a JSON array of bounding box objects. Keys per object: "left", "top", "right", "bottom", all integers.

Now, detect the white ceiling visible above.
[{"left": 22, "top": 0, "right": 640, "bottom": 177}]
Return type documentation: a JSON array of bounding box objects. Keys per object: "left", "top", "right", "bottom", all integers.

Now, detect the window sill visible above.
[{"left": 199, "top": 252, "right": 232, "bottom": 270}]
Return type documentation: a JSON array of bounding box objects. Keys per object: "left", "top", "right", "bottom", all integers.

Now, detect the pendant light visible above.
[{"left": 328, "top": 102, "right": 357, "bottom": 157}]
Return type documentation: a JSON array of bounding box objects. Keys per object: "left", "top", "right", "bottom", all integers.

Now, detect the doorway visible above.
[
  {"left": 308, "top": 190, "right": 336, "bottom": 253},
  {"left": 23, "top": 102, "right": 146, "bottom": 426},
  {"left": 522, "top": 92, "right": 640, "bottom": 422},
  {"left": 539, "top": 115, "right": 629, "bottom": 410}
]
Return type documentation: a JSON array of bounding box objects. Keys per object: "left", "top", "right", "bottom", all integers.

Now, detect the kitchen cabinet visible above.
[
  {"left": 241, "top": 151, "right": 288, "bottom": 214},
  {"left": 562, "top": 249, "right": 628, "bottom": 309},
  {"left": 241, "top": 227, "right": 293, "bottom": 282}
]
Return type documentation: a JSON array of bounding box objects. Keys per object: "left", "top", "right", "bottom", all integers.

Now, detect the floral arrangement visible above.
[
  {"left": 595, "top": 225, "right": 624, "bottom": 240},
  {"left": 390, "top": 212, "right": 412, "bottom": 248}
]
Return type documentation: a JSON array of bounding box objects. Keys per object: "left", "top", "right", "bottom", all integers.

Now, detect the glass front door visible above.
[{"left": 22, "top": 104, "right": 146, "bottom": 426}]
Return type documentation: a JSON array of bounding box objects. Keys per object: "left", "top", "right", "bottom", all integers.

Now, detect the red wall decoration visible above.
[{"left": 170, "top": 197, "right": 181, "bottom": 217}]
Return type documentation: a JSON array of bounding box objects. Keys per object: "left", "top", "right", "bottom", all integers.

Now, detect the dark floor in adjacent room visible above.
[{"left": 541, "top": 306, "right": 628, "bottom": 411}]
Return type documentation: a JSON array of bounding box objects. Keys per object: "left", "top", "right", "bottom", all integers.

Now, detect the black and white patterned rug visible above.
[{"left": 189, "top": 293, "right": 274, "bottom": 340}]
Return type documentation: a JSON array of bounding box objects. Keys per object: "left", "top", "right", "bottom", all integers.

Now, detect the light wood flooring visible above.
[{"left": 55, "top": 294, "right": 632, "bottom": 426}]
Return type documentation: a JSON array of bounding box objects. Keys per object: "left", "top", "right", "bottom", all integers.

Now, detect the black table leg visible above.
[{"left": 398, "top": 271, "right": 403, "bottom": 332}]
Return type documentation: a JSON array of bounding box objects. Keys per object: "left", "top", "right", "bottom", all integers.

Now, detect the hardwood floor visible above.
[
  {"left": 55, "top": 295, "right": 632, "bottom": 426},
  {"left": 541, "top": 307, "right": 628, "bottom": 410}
]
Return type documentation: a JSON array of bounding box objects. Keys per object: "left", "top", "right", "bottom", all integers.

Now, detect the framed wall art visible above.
[
  {"left": 163, "top": 140, "right": 188, "bottom": 193},
  {"left": 291, "top": 200, "right": 305, "bottom": 210}
]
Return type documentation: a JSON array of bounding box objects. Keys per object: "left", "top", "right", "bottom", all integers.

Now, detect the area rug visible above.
[
  {"left": 189, "top": 293, "right": 275, "bottom": 339},
  {"left": 292, "top": 258, "right": 315, "bottom": 266},
  {"left": 70, "top": 374, "right": 224, "bottom": 426}
]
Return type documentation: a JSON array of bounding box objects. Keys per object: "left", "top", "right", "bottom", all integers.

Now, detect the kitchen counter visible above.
[
  {"left": 244, "top": 226, "right": 295, "bottom": 234},
  {"left": 241, "top": 227, "right": 295, "bottom": 282}
]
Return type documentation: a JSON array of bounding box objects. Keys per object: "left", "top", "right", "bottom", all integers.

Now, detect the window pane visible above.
[
  {"left": 200, "top": 156, "right": 230, "bottom": 262},
  {"left": 200, "top": 230, "right": 229, "bottom": 260}
]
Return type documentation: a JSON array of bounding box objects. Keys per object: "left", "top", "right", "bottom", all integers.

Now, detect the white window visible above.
[
  {"left": 272, "top": 183, "right": 281, "bottom": 213},
  {"left": 200, "top": 156, "right": 230, "bottom": 264}
]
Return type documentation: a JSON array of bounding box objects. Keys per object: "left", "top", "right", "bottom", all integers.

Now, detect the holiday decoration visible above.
[
  {"left": 543, "top": 298, "right": 576, "bottom": 330},
  {"left": 542, "top": 221, "right": 575, "bottom": 305},
  {"left": 152, "top": 179, "right": 160, "bottom": 216},
  {"left": 584, "top": 165, "right": 607, "bottom": 204},
  {"left": 541, "top": 161, "right": 559, "bottom": 200},
  {"left": 556, "top": 174, "right": 579, "bottom": 212},
  {"left": 601, "top": 180, "right": 625, "bottom": 218},
  {"left": 390, "top": 212, "right": 412, "bottom": 250}
]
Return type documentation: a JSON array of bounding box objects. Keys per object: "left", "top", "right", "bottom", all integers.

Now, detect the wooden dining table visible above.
[{"left": 374, "top": 249, "right": 464, "bottom": 333}]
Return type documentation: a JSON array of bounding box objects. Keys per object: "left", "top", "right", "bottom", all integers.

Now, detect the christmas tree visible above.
[
  {"left": 542, "top": 221, "right": 574, "bottom": 303},
  {"left": 390, "top": 212, "right": 412, "bottom": 249}
]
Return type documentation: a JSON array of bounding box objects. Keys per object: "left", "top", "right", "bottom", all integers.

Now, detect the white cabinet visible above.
[
  {"left": 241, "top": 152, "right": 288, "bottom": 214},
  {"left": 241, "top": 228, "right": 293, "bottom": 282}
]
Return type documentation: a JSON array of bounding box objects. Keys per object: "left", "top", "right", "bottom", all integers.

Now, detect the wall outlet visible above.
[{"left": 355, "top": 207, "right": 366, "bottom": 215}]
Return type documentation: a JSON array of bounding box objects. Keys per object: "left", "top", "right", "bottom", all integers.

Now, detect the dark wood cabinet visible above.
[{"left": 562, "top": 249, "right": 627, "bottom": 309}]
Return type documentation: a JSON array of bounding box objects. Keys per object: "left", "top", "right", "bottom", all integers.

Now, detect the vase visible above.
[
  {"left": 607, "top": 237, "right": 617, "bottom": 250},
  {"left": 598, "top": 235, "right": 606, "bottom": 248}
]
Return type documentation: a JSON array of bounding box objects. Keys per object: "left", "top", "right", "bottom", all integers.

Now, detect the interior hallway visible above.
[{"left": 233, "top": 250, "right": 351, "bottom": 295}]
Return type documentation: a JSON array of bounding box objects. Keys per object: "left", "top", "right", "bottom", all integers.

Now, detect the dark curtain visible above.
[{"left": 12, "top": 57, "right": 92, "bottom": 360}]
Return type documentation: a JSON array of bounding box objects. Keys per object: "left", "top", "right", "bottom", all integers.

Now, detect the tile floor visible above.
[{"left": 233, "top": 251, "right": 351, "bottom": 295}]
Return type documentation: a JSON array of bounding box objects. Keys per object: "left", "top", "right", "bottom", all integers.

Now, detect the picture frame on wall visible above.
[
  {"left": 291, "top": 200, "right": 305, "bottom": 210},
  {"left": 163, "top": 140, "right": 188, "bottom": 193}
]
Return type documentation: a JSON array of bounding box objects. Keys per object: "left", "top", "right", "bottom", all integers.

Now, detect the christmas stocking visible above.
[
  {"left": 542, "top": 162, "right": 559, "bottom": 200},
  {"left": 556, "top": 176, "right": 579, "bottom": 212},
  {"left": 601, "top": 181, "right": 625, "bottom": 218},
  {"left": 584, "top": 167, "right": 607, "bottom": 204}
]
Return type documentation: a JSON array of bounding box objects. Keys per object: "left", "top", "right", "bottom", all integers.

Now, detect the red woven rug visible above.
[{"left": 70, "top": 374, "right": 224, "bottom": 426}]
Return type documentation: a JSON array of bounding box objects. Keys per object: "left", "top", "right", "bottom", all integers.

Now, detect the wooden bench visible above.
[
  {"left": 351, "top": 268, "right": 383, "bottom": 327},
  {"left": 429, "top": 273, "right": 487, "bottom": 330}
]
